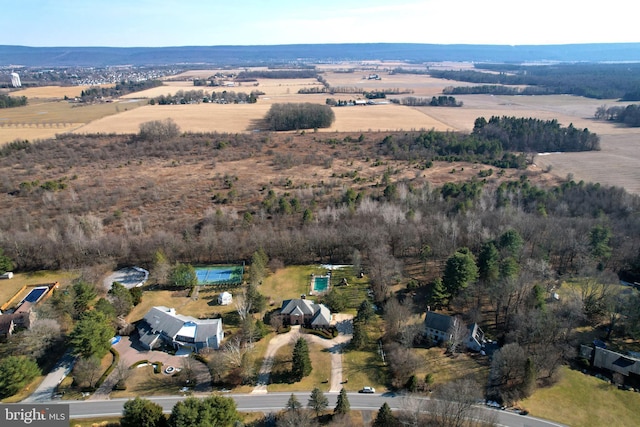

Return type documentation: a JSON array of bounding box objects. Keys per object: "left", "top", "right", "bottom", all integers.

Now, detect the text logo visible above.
[{"left": 1, "top": 404, "right": 69, "bottom": 426}]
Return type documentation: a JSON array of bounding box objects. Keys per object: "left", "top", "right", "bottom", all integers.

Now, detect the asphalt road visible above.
[{"left": 58, "top": 392, "right": 566, "bottom": 427}]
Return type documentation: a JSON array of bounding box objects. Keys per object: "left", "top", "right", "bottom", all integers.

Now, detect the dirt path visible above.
[{"left": 252, "top": 315, "right": 353, "bottom": 394}]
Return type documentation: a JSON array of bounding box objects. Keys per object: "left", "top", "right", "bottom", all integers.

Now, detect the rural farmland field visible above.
[{"left": 4, "top": 63, "right": 640, "bottom": 194}]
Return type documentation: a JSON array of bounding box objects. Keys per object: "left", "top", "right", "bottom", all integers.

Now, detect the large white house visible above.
[{"left": 137, "top": 306, "right": 224, "bottom": 351}]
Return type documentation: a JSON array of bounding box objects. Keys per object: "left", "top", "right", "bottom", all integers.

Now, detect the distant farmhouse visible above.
[
  {"left": 279, "top": 298, "right": 331, "bottom": 328},
  {"left": 137, "top": 306, "right": 224, "bottom": 351},
  {"left": 423, "top": 311, "right": 485, "bottom": 351}
]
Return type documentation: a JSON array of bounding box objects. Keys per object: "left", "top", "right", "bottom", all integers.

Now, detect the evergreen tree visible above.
[
  {"left": 0, "top": 356, "right": 40, "bottom": 398},
  {"left": 0, "top": 248, "right": 13, "bottom": 274},
  {"left": 285, "top": 393, "right": 302, "bottom": 412},
  {"left": 69, "top": 310, "right": 115, "bottom": 359},
  {"left": 356, "top": 299, "right": 375, "bottom": 324},
  {"left": 121, "top": 397, "right": 167, "bottom": 427},
  {"left": 308, "top": 387, "right": 328, "bottom": 417},
  {"left": 250, "top": 248, "right": 269, "bottom": 285},
  {"left": 334, "top": 387, "right": 350, "bottom": 416},
  {"left": 350, "top": 319, "right": 367, "bottom": 350},
  {"left": 169, "top": 263, "right": 197, "bottom": 289},
  {"left": 443, "top": 248, "right": 478, "bottom": 297},
  {"left": 373, "top": 402, "right": 398, "bottom": 427},
  {"left": 405, "top": 374, "right": 418, "bottom": 392},
  {"left": 292, "top": 337, "right": 312, "bottom": 381},
  {"left": 478, "top": 242, "right": 500, "bottom": 283},
  {"left": 429, "top": 277, "right": 449, "bottom": 309},
  {"left": 169, "top": 396, "right": 239, "bottom": 427}
]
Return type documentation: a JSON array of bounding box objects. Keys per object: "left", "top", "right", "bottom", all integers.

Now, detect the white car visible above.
[{"left": 360, "top": 386, "right": 375, "bottom": 393}]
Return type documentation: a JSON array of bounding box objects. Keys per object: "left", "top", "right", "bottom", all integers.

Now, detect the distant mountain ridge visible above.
[{"left": 1, "top": 43, "right": 640, "bottom": 67}]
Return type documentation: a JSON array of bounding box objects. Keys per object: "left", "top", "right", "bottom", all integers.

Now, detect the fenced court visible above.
[{"left": 195, "top": 265, "right": 244, "bottom": 285}]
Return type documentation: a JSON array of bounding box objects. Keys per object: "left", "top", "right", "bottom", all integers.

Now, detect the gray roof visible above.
[
  {"left": 280, "top": 299, "right": 331, "bottom": 326},
  {"left": 281, "top": 299, "right": 316, "bottom": 316},
  {"left": 593, "top": 347, "right": 640, "bottom": 376},
  {"left": 141, "top": 306, "right": 222, "bottom": 344},
  {"left": 424, "top": 311, "right": 455, "bottom": 333},
  {"left": 311, "top": 304, "right": 331, "bottom": 326}
]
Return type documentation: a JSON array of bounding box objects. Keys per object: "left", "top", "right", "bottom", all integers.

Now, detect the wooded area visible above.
[{"left": 432, "top": 63, "right": 640, "bottom": 100}]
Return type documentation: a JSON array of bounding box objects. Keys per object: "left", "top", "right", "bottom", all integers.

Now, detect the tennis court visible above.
[{"left": 195, "top": 265, "right": 244, "bottom": 285}]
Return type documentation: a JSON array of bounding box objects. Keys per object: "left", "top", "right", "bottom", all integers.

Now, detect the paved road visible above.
[
  {"left": 22, "top": 352, "right": 75, "bottom": 403},
  {"left": 60, "top": 392, "right": 566, "bottom": 427}
]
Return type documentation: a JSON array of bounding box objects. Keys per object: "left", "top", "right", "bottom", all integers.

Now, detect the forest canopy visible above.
[{"left": 432, "top": 63, "right": 640, "bottom": 100}]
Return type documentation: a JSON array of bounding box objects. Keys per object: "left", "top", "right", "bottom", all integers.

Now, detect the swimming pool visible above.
[
  {"left": 313, "top": 276, "right": 330, "bottom": 293},
  {"left": 23, "top": 286, "right": 49, "bottom": 303}
]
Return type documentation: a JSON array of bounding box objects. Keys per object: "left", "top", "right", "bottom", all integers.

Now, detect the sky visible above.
[{"left": 2, "top": 0, "right": 638, "bottom": 47}]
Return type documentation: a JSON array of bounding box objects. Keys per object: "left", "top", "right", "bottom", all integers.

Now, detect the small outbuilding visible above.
[{"left": 218, "top": 291, "right": 233, "bottom": 306}]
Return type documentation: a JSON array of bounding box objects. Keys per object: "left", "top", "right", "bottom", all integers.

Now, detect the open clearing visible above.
[
  {"left": 5, "top": 63, "right": 640, "bottom": 192},
  {"left": 11, "top": 84, "right": 112, "bottom": 99},
  {"left": 522, "top": 366, "right": 640, "bottom": 427}
]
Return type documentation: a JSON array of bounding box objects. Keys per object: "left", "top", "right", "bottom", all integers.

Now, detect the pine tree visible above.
[
  {"left": 308, "top": 387, "right": 328, "bottom": 417},
  {"left": 334, "top": 387, "right": 350, "bottom": 416},
  {"left": 350, "top": 319, "right": 367, "bottom": 350},
  {"left": 285, "top": 393, "right": 302, "bottom": 412},
  {"left": 373, "top": 402, "right": 398, "bottom": 427},
  {"left": 292, "top": 337, "right": 312, "bottom": 381},
  {"left": 356, "top": 299, "right": 375, "bottom": 324},
  {"left": 429, "top": 277, "right": 449, "bottom": 309}
]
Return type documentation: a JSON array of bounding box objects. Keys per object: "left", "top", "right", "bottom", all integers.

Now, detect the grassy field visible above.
[
  {"left": 413, "top": 347, "right": 490, "bottom": 387},
  {"left": 0, "top": 99, "right": 147, "bottom": 144},
  {"left": 12, "top": 84, "right": 113, "bottom": 99},
  {"left": 266, "top": 341, "right": 332, "bottom": 392},
  {"left": 126, "top": 286, "right": 239, "bottom": 324},
  {"left": 521, "top": 366, "right": 640, "bottom": 427},
  {"left": 260, "top": 266, "right": 324, "bottom": 307},
  {"left": 0, "top": 270, "right": 77, "bottom": 308}
]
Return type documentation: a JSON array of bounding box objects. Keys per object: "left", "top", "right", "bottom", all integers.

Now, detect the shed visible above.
[{"left": 218, "top": 291, "right": 233, "bottom": 306}]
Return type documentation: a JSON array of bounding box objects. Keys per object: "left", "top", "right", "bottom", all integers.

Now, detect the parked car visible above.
[{"left": 359, "top": 386, "right": 375, "bottom": 393}]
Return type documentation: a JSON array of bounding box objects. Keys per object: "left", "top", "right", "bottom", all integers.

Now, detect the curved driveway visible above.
[{"left": 253, "top": 316, "right": 353, "bottom": 394}]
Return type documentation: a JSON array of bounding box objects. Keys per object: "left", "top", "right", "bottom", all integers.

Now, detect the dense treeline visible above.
[
  {"left": 151, "top": 89, "right": 261, "bottom": 105},
  {"left": 0, "top": 130, "right": 636, "bottom": 273},
  {"left": 431, "top": 63, "right": 640, "bottom": 100},
  {"left": 0, "top": 94, "right": 28, "bottom": 108},
  {"left": 377, "top": 117, "right": 598, "bottom": 167},
  {"left": 390, "top": 96, "right": 462, "bottom": 107},
  {"left": 236, "top": 69, "right": 318, "bottom": 79},
  {"left": 79, "top": 80, "right": 163, "bottom": 102},
  {"left": 444, "top": 85, "right": 553, "bottom": 96},
  {"left": 473, "top": 116, "right": 600, "bottom": 152},
  {"left": 595, "top": 104, "right": 640, "bottom": 127},
  {"left": 264, "top": 103, "right": 335, "bottom": 131}
]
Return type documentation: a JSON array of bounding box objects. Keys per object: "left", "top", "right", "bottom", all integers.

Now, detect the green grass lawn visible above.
[
  {"left": 261, "top": 266, "right": 320, "bottom": 307},
  {"left": 522, "top": 366, "right": 640, "bottom": 427},
  {"left": 413, "top": 346, "right": 490, "bottom": 388},
  {"left": 267, "top": 341, "right": 332, "bottom": 392}
]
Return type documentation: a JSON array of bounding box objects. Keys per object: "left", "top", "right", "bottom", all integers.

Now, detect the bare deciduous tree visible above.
[{"left": 447, "top": 316, "right": 469, "bottom": 354}]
